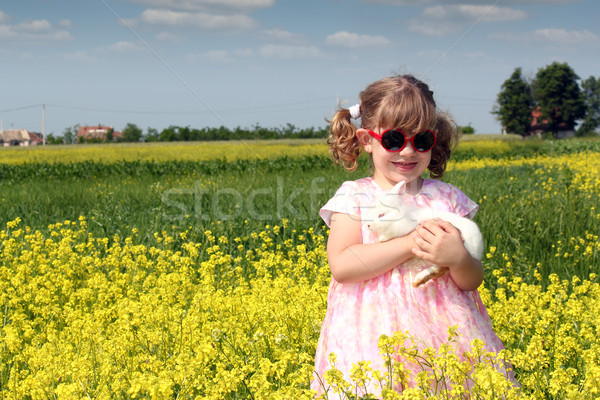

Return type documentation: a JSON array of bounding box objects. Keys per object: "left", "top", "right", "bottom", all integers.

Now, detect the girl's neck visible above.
[
  {"left": 373, "top": 175, "right": 424, "bottom": 194},
  {"left": 404, "top": 178, "right": 424, "bottom": 195}
]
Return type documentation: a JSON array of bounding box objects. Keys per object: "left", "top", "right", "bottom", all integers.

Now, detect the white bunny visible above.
[{"left": 368, "top": 181, "right": 484, "bottom": 287}]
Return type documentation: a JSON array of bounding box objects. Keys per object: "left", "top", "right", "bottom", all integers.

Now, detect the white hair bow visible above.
[{"left": 349, "top": 104, "right": 361, "bottom": 119}]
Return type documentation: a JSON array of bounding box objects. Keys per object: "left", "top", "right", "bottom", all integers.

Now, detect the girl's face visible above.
[{"left": 358, "top": 127, "right": 432, "bottom": 194}]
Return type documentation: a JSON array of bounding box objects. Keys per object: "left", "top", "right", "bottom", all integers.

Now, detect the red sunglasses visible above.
[{"left": 367, "top": 129, "right": 437, "bottom": 153}]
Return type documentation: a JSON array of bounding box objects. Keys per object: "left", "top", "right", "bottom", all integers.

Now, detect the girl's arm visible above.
[
  {"left": 412, "top": 219, "right": 484, "bottom": 291},
  {"left": 327, "top": 212, "right": 417, "bottom": 283}
]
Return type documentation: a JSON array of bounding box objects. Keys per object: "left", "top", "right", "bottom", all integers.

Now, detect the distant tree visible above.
[
  {"left": 249, "top": 123, "right": 267, "bottom": 139},
  {"left": 63, "top": 124, "right": 79, "bottom": 144},
  {"left": 146, "top": 127, "right": 159, "bottom": 142},
  {"left": 459, "top": 124, "right": 475, "bottom": 134},
  {"left": 121, "top": 123, "right": 143, "bottom": 142},
  {"left": 115, "top": 123, "right": 330, "bottom": 143},
  {"left": 174, "top": 126, "right": 191, "bottom": 141},
  {"left": 159, "top": 126, "right": 177, "bottom": 141},
  {"left": 280, "top": 123, "right": 297, "bottom": 137},
  {"left": 577, "top": 76, "right": 600, "bottom": 136},
  {"left": 533, "top": 62, "right": 585, "bottom": 137},
  {"left": 492, "top": 67, "right": 533, "bottom": 136},
  {"left": 45, "top": 133, "right": 60, "bottom": 145},
  {"left": 214, "top": 126, "right": 231, "bottom": 140}
]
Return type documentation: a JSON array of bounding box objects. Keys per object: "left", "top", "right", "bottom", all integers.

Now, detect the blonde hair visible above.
[{"left": 327, "top": 74, "right": 459, "bottom": 178}]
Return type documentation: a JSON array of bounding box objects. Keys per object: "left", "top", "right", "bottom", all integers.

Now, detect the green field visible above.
[
  {"left": 2, "top": 136, "right": 598, "bottom": 285},
  {"left": 1, "top": 136, "right": 600, "bottom": 398}
]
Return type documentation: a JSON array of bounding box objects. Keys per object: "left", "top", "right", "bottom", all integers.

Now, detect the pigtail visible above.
[
  {"left": 428, "top": 113, "right": 460, "bottom": 179},
  {"left": 327, "top": 107, "right": 362, "bottom": 171}
]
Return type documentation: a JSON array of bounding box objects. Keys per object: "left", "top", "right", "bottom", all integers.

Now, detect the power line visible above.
[
  {"left": 0, "top": 97, "right": 336, "bottom": 117},
  {"left": 0, "top": 104, "right": 41, "bottom": 113}
]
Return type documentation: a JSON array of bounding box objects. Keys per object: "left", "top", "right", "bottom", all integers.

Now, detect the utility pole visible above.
[{"left": 42, "top": 102, "right": 46, "bottom": 146}]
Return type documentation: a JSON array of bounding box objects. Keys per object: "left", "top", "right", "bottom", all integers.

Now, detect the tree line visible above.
[
  {"left": 493, "top": 61, "right": 599, "bottom": 138},
  {"left": 45, "top": 123, "right": 330, "bottom": 145}
]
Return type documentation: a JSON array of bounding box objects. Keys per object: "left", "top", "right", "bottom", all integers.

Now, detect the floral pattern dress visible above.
[{"left": 311, "top": 177, "right": 511, "bottom": 398}]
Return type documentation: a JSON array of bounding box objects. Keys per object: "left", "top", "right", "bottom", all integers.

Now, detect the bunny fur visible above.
[{"left": 368, "top": 181, "right": 484, "bottom": 287}]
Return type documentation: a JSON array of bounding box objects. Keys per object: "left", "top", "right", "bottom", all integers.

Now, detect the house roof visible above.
[
  {"left": 77, "top": 125, "right": 114, "bottom": 137},
  {"left": 29, "top": 132, "right": 44, "bottom": 143},
  {"left": 77, "top": 125, "right": 122, "bottom": 140},
  {"left": 530, "top": 106, "right": 573, "bottom": 131},
  {"left": 0, "top": 129, "right": 30, "bottom": 142}
]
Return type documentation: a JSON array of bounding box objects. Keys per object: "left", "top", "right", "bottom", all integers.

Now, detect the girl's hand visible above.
[
  {"left": 412, "top": 219, "right": 483, "bottom": 291},
  {"left": 412, "top": 219, "right": 469, "bottom": 267}
]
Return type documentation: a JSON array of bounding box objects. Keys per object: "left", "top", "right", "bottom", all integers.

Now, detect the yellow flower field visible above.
[
  {"left": 0, "top": 140, "right": 328, "bottom": 165},
  {"left": 1, "top": 218, "right": 329, "bottom": 399},
  {"left": 1, "top": 216, "right": 599, "bottom": 399},
  {"left": 450, "top": 151, "right": 600, "bottom": 194},
  {"left": 0, "top": 134, "right": 528, "bottom": 165}
]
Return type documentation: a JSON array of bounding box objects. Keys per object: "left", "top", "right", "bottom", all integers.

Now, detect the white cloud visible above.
[
  {"left": 119, "top": 17, "right": 139, "bottom": 28},
  {"left": 416, "top": 49, "right": 446, "bottom": 59},
  {"left": 58, "top": 19, "right": 73, "bottom": 28},
  {"left": 360, "top": 0, "right": 434, "bottom": 4},
  {"left": 0, "top": 25, "right": 12, "bottom": 39},
  {"left": 534, "top": 28, "right": 597, "bottom": 44},
  {"left": 407, "top": 4, "right": 527, "bottom": 36},
  {"left": 408, "top": 20, "right": 462, "bottom": 37},
  {"left": 325, "top": 31, "right": 391, "bottom": 48},
  {"left": 422, "top": 5, "right": 527, "bottom": 22},
  {"left": 0, "top": 18, "right": 72, "bottom": 41},
  {"left": 361, "top": 0, "right": 577, "bottom": 4},
  {"left": 190, "top": 47, "right": 254, "bottom": 62},
  {"left": 107, "top": 41, "right": 146, "bottom": 53},
  {"left": 193, "top": 49, "right": 234, "bottom": 62},
  {"left": 15, "top": 19, "right": 53, "bottom": 33},
  {"left": 259, "top": 28, "right": 306, "bottom": 43},
  {"left": 0, "top": 11, "right": 11, "bottom": 24},
  {"left": 491, "top": 28, "right": 598, "bottom": 45},
  {"left": 505, "top": 0, "right": 579, "bottom": 3},
  {"left": 125, "top": 0, "right": 274, "bottom": 11},
  {"left": 258, "top": 44, "right": 324, "bottom": 59},
  {"left": 139, "top": 9, "right": 258, "bottom": 30},
  {"left": 156, "top": 31, "right": 181, "bottom": 41}
]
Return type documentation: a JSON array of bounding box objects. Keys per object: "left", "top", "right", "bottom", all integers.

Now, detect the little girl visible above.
[{"left": 312, "top": 74, "right": 512, "bottom": 397}]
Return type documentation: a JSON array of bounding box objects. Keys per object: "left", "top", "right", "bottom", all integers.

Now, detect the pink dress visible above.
[{"left": 311, "top": 177, "right": 510, "bottom": 398}]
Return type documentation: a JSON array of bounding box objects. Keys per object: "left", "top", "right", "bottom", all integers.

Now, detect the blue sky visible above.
[{"left": 1, "top": 0, "right": 599, "bottom": 136}]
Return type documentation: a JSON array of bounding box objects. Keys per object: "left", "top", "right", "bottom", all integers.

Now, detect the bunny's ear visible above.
[{"left": 390, "top": 181, "right": 406, "bottom": 195}]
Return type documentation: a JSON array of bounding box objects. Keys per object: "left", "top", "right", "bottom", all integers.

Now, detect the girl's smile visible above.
[{"left": 392, "top": 160, "right": 419, "bottom": 171}]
